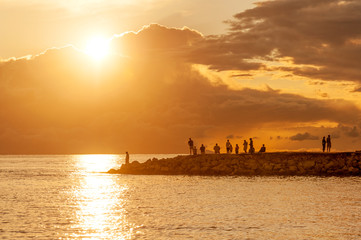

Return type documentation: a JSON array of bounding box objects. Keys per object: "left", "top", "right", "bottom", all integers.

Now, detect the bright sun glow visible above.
[{"left": 85, "top": 37, "right": 110, "bottom": 61}]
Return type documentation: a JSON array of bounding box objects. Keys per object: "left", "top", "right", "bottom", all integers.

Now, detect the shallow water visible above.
[{"left": 0, "top": 155, "right": 360, "bottom": 239}]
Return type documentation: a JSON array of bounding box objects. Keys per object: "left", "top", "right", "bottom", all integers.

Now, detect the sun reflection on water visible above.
[
  {"left": 76, "top": 154, "right": 122, "bottom": 173},
  {"left": 70, "top": 154, "right": 135, "bottom": 239}
]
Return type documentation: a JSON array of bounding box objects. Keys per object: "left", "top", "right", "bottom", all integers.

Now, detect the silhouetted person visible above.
[
  {"left": 235, "top": 144, "right": 239, "bottom": 154},
  {"left": 259, "top": 144, "right": 266, "bottom": 153},
  {"left": 188, "top": 138, "right": 194, "bottom": 155},
  {"left": 249, "top": 138, "right": 255, "bottom": 154},
  {"left": 193, "top": 146, "right": 198, "bottom": 155},
  {"left": 214, "top": 143, "right": 220, "bottom": 154},
  {"left": 229, "top": 143, "right": 233, "bottom": 153},
  {"left": 243, "top": 140, "right": 248, "bottom": 153},
  {"left": 226, "top": 140, "right": 231, "bottom": 153},
  {"left": 200, "top": 144, "right": 206, "bottom": 154},
  {"left": 125, "top": 152, "right": 129, "bottom": 164},
  {"left": 322, "top": 136, "right": 326, "bottom": 152},
  {"left": 327, "top": 135, "right": 331, "bottom": 152}
]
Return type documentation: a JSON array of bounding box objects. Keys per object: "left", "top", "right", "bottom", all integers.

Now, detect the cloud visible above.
[
  {"left": 337, "top": 124, "right": 361, "bottom": 138},
  {"left": 192, "top": 0, "right": 361, "bottom": 82},
  {"left": 1, "top": 24, "right": 361, "bottom": 153},
  {"left": 226, "top": 134, "right": 242, "bottom": 139},
  {"left": 290, "top": 132, "right": 319, "bottom": 141},
  {"left": 111, "top": 24, "right": 203, "bottom": 58},
  {"left": 352, "top": 87, "right": 361, "bottom": 92}
]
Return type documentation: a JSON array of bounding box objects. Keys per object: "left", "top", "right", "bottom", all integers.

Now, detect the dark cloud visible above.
[
  {"left": 316, "top": 91, "right": 329, "bottom": 98},
  {"left": 231, "top": 73, "right": 253, "bottom": 77},
  {"left": 337, "top": 124, "right": 361, "bottom": 138},
  {"left": 1, "top": 24, "right": 361, "bottom": 153},
  {"left": 269, "top": 136, "right": 283, "bottom": 140},
  {"left": 290, "top": 132, "right": 319, "bottom": 141},
  {"left": 346, "top": 127, "right": 360, "bottom": 138},
  {"left": 352, "top": 87, "right": 361, "bottom": 92},
  {"left": 226, "top": 135, "right": 242, "bottom": 139},
  {"left": 192, "top": 0, "right": 361, "bottom": 82}
]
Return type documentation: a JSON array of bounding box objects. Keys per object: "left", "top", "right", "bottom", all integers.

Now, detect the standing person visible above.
[
  {"left": 229, "top": 143, "right": 233, "bottom": 153},
  {"left": 200, "top": 144, "right": 206, "bottom": 154},
  {"left": 249, "top": 138, "right": 254, "bottom": 154},
  {"left": 188, "top": 138, "right": 194, "bottom": 155},
  {"left": 326, "top": 135, "right": 331, "bottom": 152},
  {"left": 243, "top": 140, "right": 248, "bottom": 153},
  {"left": 226, "top": 140, "right": 231, "bottom": 153},
  {"left": 235, "top": 144, "right": 239, "bottom": 154},
  {"left": 125, "top": 152, "right": 129, "bottom": 164},
  {"left": 322, "top": 136, "right": 326, "bottom": 152},
  {"left": 213, "top": 143, "right": 220, "bottom": 154}
]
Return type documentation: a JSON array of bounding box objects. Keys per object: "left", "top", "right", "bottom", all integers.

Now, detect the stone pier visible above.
[{"left": 108, "top": 152, "right": 361, "bottom": 176}]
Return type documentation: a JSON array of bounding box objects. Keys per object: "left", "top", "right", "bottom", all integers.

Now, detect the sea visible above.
[{"left": 0, "top": 154, "right": 360, "bottom": 240}]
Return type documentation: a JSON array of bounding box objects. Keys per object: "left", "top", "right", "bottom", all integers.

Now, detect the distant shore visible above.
[{"left": 108, "top": 152, "right": 361, "bottom": 176}]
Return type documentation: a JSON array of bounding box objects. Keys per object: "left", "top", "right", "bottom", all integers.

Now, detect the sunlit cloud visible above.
[
  {"left": 1, "top": 0, "right": 361, "bottom": 153},
  {"left": 191, "top": 0, "right": 361, "bottom": 83}
]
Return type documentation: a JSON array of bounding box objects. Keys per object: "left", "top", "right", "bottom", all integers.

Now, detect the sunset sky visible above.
[{"left": 1, "top": 0, "right": 361, "bottom": 154}]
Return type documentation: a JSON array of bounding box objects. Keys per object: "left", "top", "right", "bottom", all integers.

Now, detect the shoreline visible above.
[{"left": 108, "top": 151, "right": 361, "bottom": 176}]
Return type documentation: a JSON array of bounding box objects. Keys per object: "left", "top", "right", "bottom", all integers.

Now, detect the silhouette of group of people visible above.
[
  {"left": 322, "top": 135, "right": 332, "bottom": 152},
  {"left": 125, "top": 134, "right": 334, "bottom": 165},
  {"left": 188, "top": 138, "right": 205, "bottom": 155},
  {"left": 188, "top": 137, "right": 266, "bottom": 155}
]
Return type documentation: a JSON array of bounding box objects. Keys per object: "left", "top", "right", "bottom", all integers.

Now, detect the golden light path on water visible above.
[{"left": 68, "top": 155, "right": 136, "bottom": 239}]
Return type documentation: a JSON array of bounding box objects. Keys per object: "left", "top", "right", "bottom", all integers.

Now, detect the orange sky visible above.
[{"left": 0, "top": 0, "right": 361, "bottom": 154}]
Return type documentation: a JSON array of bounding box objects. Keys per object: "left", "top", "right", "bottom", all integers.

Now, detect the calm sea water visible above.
[{"left": 0, "top": 155, "right": 360, "bottom": 240}]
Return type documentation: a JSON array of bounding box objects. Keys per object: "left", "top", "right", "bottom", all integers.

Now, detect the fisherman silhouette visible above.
[
  {"left": 226, "top": 140, "right": 231, "bottom": 153},
  {"left": 243, "top": 140, "right": 248, "bottom": 153},
  {"left": 259, "top": 144, "right": 266, "bottom": 153},
  {"left": 322, "top": 136, "right": 326, "bottom": 152},
  {"left": 200, "top": 144, "right": 206, "bottom": 154},
  {"left": 213, "top": 143, "right": 220, "bottom": 154},
  {"left": 125, "top": 152, "right": 129, "bottom": 164},
  {"left": 326, "top": 135, "right": 331, "bottom": 152},
  {"left": 235, "top": 144, "right": 239, "bottom": 154},
  {"left": 188, "top": 138, "right": 194, "bottom": 155},
  {"left": 249, "top": 138, "right": 255, "bottom": 154}
]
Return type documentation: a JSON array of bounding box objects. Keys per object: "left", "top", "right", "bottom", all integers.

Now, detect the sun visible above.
[{"left": 85, "top": 37, "right": 110, "bottom": 61}]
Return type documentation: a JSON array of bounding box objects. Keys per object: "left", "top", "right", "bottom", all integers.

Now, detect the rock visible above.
[
  {"left": 287, "top": 159, "right": 297, "bottom": 166},
  {"left": 351, "top": 160, "right": 359, "bottom": 168},
  {"left": 325, "top": 161, "right": 335, "bottom": 170},
  {"left": 130, "top": 161, "right": 141, "bottom": 166},
  {"left": 273, "top": 164, "right": 282, "bottom": 171},
  {"left": 246, "top": 161, "right": 259, "bottom": 170},
  {"left": 302, "top": 160, "right": 315, "bottom": 169},
  {"left": 200, "top": 166, "right": 210, "bottom": 174},
  {"left": 263, "top": 163, "right": 273, "bottom": 171},
  {"left": 288, "top": 166, "right": 298, "bottom": 172},
  {"left": 108, "top": 168, "right": 117, "bottom": 174},
  {"left": 348, "top": 167, "right": 360, "bottom": 175}
]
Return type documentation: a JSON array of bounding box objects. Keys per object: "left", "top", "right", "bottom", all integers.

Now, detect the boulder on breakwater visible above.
[{"left": 108, "top": 152, "right": 361, "bottom": 176}]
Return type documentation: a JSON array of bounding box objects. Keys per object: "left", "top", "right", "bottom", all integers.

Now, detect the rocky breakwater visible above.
[{"left": 108, "top": 152, "right": 361, "bottom": 176}]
